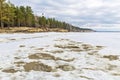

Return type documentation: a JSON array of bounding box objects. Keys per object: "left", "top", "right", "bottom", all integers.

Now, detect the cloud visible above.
[{"left": 10, "top": 0, "right": 120, "bottom": 27}]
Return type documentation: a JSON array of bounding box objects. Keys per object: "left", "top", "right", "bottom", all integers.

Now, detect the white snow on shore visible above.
[{"left": 0, "top": 32, "right": 120, "bottom": 80}]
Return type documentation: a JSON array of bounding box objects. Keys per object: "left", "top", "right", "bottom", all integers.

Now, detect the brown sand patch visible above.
[
  {"left": 28, "top": 53, "right": 57, "bottom": 60},
  {"left": 54, "top": 44, "right": 79, "bottom": 49},
  {"left": 54, "top": 43, "right": 86, "bottom": 52},
  {"left": 19, "top": 45, "right": 25, "bottom": 47},
  {"left": 57, "top": 65, "right": 75, "bottom": 71},
  {"left": 14, "top": 61, "right": 25, "bottom": 67},
  {"left": 2, "top": 69, "right": 19, "bottom": 73},
  {"left": 28, "top": 53, "right": 74, "bottom": 62},
  {"left": 14, "top": 57, "right": 21, "bottom": 59},
  {"left": 106, "top": 64, "right": 117, "bottom": 71},
  {"left": 80, "top": 76, "right": 94, "bottom": 80},
  {"left": 112, "top": 73, "right": 120, "bottom": 76},
  {"left": 81, "top": 44, "right": 93, "bottom": 51},
  {"left": 30, "top": 46, "right": 35, "bottom": 48},
  {"left": 70, "top": 48, "right": 84, "bottom": 52},
  {"left": 23, "top": 62, "right": 53, "bottom": 72},
  {"left": 51, "top": 50, "right": 64, "bottom": 54},
  {"left": 9, "top": 38, "right": 16, "bottom": 41},
  {"left": 96, "top": 46, "right": 104, "bottom": 50},
  {"left": 83, "top": 68, "right": 96, "bottom": 70},
  {"left": 53, "top": 73, "right": 61, "bottom": 77},
  {"left": 103, "top": 55, "right": 119, "bottom": 61},
  {"left": 55, "top": 39, "right": 70, "bottom": 41},
  {"left": 35, "top": 48, "right": 44, "bottom": 51},
  {"left": 88, "top": 51, "right": 98, "bottom": 55},
  {"left": 14, "top": 61, "right": 25, "bottom": 64},
  {"left": 54, "top": 40, "right": 102, "bottom": 53},
  {"left": 63, "top": 58, "right": 75, "bottom": 62},
  {"left": 82, "top": 67, "right": 106, "bottom": 72}
]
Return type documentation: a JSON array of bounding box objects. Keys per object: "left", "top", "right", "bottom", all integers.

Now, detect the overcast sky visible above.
[{"left": 9, "top": 0, "right": 120, "bottom": 29}]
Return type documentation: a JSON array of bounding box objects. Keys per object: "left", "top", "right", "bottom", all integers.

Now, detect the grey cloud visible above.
[{"left": 10, "top": 0, "right": 120, "bottom": 26}]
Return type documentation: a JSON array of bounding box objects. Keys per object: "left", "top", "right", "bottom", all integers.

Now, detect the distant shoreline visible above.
[{"left": 95, "top": 31, "right": 120, "bottom": 32}]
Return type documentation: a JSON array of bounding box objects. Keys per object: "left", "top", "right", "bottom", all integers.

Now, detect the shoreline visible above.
[{"left": 0, "top": 27, "right": 94, "bottom": 33}]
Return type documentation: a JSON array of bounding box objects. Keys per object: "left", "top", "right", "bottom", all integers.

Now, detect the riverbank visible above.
[
  {"left": 0, "top": 27, "right": 67, "bottom": 33},
  {"left": 0, "top": 27, "right": 93, "bottom": 33}
]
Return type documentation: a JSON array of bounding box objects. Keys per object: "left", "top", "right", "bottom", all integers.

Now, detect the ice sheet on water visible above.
[{"left": 0, "top": 32, "right": 120, "bottom": 80}]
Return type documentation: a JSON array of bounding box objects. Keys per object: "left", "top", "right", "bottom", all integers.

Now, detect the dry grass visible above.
[
  {"left": 49, "top": 28, "right": 68, "bottom": 32},
  {"left": 0, "top": 27, "right": 68, "bottom": 33}
]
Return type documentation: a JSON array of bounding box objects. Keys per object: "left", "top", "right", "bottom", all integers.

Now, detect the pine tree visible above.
[
  {"left": 14, "top": 7, "right": 21, "bottom": 27},
  {"left": 19, "top": 6, "right": 26, "bottom": 26},
  {"left": 41, "top": 15, "right": 46, "bottom": 27},
  {"left": 0, "top": 0, "right": 82, "bottom": 32},
  {"left": 25, "top": 6, "right": 34, "bottom": 27},
  {"left": 0, "top": 0, "right": 5, "bottom": 28},
  {"left": 8, "top": 1, "right": 15, "bottom": 27}
]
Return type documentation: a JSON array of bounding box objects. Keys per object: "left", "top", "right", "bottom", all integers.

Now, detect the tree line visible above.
[{"left": 0, "top": 0, "right": 92, "bottom": 32}]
